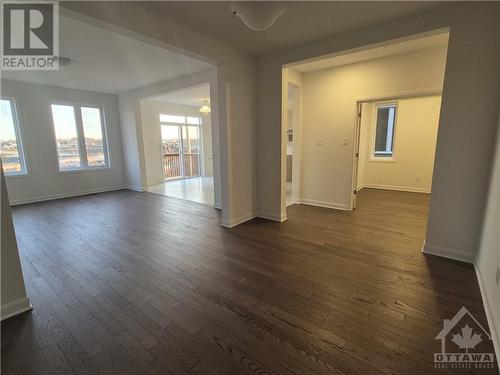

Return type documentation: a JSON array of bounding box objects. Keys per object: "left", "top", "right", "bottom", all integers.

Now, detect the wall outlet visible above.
[
  {"left": 416, "top": 176, "right": 421, "bottom": 182},
  {"left": 316, "top": 139, "right": 323, "bottom": 146},
  {"left": 496, "top": 266, "right": 500, "bottom": 286},
  {"left": 342, "top": 137, "right": 349, "bottom": 146}
]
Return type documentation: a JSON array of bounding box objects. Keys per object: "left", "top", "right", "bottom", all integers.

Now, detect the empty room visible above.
[{"left": 1, "top": 2, "right": 500, "bottom": 375}]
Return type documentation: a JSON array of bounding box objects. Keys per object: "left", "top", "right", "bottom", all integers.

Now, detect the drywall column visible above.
[
  {"left": 423, "top": 9, "right": 500, "bottom": 262},
  {"left": 1, "top": 165, "right": 31, "bottom": 320},
  {"left": 476, "top": 113, "right": 500, "bottom": 362}
]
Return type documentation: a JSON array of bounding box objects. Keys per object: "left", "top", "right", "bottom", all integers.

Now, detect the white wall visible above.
[
  {"left": 298, "top": 47, "right": 446, "bottom": 209},
  {"left": 63, "top": 4, "right": 256, "bottom": 227},
  {"left": 1, "top": 80, "right": 126, "bottom": 204},
  {"left": 357, "top": 96, "right": 441, "bottom": 193},
  {"left": 140, "top": 99, "right": 213, "bottom": 187},
  {"left": 1, "top": 165, "right": 31, "bottom": 320},
  {"left": 476, "top": 114, "right": 500, "bottom": 362}
]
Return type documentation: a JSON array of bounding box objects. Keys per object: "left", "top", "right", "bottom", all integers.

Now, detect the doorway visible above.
[
  {"left": 141, "top": 82, "right": 218, "bottom": 207},
  {"left": 353, "top": 94, "right": 442, "bottom": 209}
]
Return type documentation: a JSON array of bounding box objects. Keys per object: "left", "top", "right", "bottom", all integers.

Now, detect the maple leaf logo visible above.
[{"left": 451, "top": 324, "right": 482, "bottom": 353}]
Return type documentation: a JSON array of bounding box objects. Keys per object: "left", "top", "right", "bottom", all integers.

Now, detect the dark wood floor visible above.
[{"left": 2, "top": 188, "right": 496, "bottom": 375}]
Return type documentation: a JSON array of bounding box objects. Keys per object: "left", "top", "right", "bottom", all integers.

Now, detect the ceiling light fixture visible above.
[
  {"left": 199, "top": 99, "right": 211, "bottom": 115},
  {"left": 230, "top": 2, "right": 287, "bottom": 31}
]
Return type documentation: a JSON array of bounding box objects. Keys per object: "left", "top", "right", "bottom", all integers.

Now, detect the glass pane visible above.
[
  {"left": 181, "top": 125, "right": 200, "bottom": 177},
  {"left": 374, "top": 105, "right": 396, "bottom": 157},
  {"left": 51, "top": 104, "right": 81, "bottom": 170},
  {"left": 0, "top": 99, "right": 25, "bottom": 175},
  {"left": 161, "top": 125, "right": 181, "bottom": 179},
  {"left": 186, "top": 116, "right": 200, "bottom": 125},
  {"left": 160, "top": 114, "right": 185, "bottom": 124},
  {"left": 81, "top": 107, "right": 106, "bottom": 167}
]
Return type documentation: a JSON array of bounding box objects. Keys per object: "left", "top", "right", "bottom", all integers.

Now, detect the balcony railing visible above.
[{"left": 163, "top": 153, "right": 200, "bottom": 179}]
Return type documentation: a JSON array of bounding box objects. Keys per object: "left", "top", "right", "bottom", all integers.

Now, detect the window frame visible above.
[
  {"left": 369, "top": 101, "right": 398, "bottom": 163},
  {"left": 1, "top": 96, "right": 29, "bottom": 177},
  {"left": 50, "top": 101, "right": 110, "bottom": 173}
]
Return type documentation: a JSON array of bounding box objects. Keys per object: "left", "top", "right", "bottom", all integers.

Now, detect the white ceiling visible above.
[
  {"left": 0, "top": 15, "right": 213, "bottom": 94},
  {"left": 139, "top": 1, "right": 443, "bottom": 55},
  {"left": 150, "top": 83, "right": 210, "bottom": 107},
  {"left": 292, "top": 32, "right": 449, "bottom": 73}
]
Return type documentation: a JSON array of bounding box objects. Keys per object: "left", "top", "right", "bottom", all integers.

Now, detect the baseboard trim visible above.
[
  {"left": 422, "top": 242, "right": 474, "bottom": 264},
  {"left": 220, "top": 212, "right": 256, "bottom": 228},
  {"left": 362, "top": 184, "right": 430, "bottom": 194},
  {"left": 257, "top": 211, "right": 287, "bottom": 222},
  {"left": 126, "top": 185, "right": 145, "bottom": 192},
  {"left": 214, "top": 201, "right": 222, "bottom": 210},
  {"left": 299, "top": 199, "right": 350, "bottom": 211},
  {"left": 474, "top": 264, "right": 500, "bottom": 369},
  {"left": 9, "top": 186, "right": 127, "bottom": 206},
  {"left": 1, "top": 297, "right": 32, "bottom": 321}
]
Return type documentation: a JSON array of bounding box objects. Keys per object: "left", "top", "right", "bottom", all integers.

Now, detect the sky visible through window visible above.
[
  {"left": 0, "top": 99, "right": 25, "bottom": 174},
  {"left": 0, "top": 100, "right": 16, "bottom": 141}
]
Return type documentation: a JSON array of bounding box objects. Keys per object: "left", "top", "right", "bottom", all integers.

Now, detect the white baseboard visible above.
[
  {"left": 474, "top": 264, "right": 500, "bottom": 369},
  {"left": 299, "top": 199, "right": 350, "bottom": 211},
  {"left": 362, "top": 184, "right": 430, "bottom": 194},
  {"left": 9, "top": 185, "right": 126, "bottom": 206},
  {"left": 1, "top": 297, "right": 32, "bottom": 321},
  {"left": 220, "top": 212, "right": 256, "bottom": 228},
  {"left": 126, "top": 185, "right": 145, "bottom": 192},
  {"left": 257, "top": 211, "right": 287, "bottom": 222},
  {"left": 422, "top": 242, "right": 474, "bottom": 264}
]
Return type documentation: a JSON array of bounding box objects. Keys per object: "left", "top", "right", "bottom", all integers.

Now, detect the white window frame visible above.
[
  {"left": 369, "top": 102, "right": 398, "bottom": 163},
  {"left": 159, "top": 113, "right": 203, "bottom": 179},
  {"left": 50, "top": 101, "right": 110, "bottom": 172},
  {"left": 1, "top": 97, "right": 28, "bottom": 177}
]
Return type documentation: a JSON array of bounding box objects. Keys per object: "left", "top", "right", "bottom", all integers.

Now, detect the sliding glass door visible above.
[
  {"left": 160, "top": 117, "right": 201, "bottom": 180},
  {"left": 181, "top": 125, "right": 201, "bottom": 177}
]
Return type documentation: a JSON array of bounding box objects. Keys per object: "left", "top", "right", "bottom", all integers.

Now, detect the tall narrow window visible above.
[
  {"left": 81, "top": 107, "right": 106, "bottom": 167},
  {"left": 51, "top": 103, "right": 109, "bottom": 171},
  {"left": 0, "top": 98, "right": 27, "bottom": 175},
  {"left": 374, "top": 104, "right": 397, "bottom": 158},
  {"left": 51, "top": 104, "right": 82, "bottom": 170}
]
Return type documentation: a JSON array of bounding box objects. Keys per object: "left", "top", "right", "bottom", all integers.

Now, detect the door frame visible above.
[{"left": 350, "top": 88, "right": 443, "bottom": 209}]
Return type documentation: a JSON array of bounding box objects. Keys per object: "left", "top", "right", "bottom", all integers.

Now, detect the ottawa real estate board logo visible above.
[
  {"left": 1, "top": 1, "right": 59, "bottom": 70},
  {"left": 434, "top": 306, "right": 496, "bottom": 370}
]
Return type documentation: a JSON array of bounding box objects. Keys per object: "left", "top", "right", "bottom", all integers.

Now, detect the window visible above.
[
  {"left": 373, "top": 103, "right": 397, "bottom": 158},
  {"left": 159, "top": 114, "right": 201, "bottom": 125},
  {"left": 51, "top": 103, "right": 108, "bottom": 171},
  {"left": 0, "top": 98, "right": 27, "bottom": 176}
]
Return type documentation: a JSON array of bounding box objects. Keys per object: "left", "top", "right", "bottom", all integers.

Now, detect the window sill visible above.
[
  {"left": 5, "top": 172, "right": 30, "bottom": 179},
  {"left": 57, "top": 166, "right": 112, "bottom": 174},
  {"left": 368, "top": 157, "right": 396, "bottom": 163}
]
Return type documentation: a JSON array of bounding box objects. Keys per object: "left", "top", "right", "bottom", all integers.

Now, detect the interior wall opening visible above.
[
  {"left": 141, "top": 82, "right": 221, "bottom": 208},
  {"left": 281, "top": 30, "right": 449, "bottom": 238}
]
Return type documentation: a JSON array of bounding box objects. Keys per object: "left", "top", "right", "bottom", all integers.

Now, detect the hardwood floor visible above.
[{"left": 2, "top": 188, "right": 497, "bottom": 374}]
